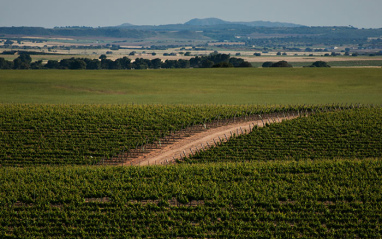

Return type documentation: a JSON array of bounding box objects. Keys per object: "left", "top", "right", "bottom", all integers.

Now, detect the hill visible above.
[{"left": 184, "top": 17, "right": 304, "bottom": 27}]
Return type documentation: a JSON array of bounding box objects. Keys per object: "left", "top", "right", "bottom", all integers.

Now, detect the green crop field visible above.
[
  {"left": 0, "top": 104, "right": 288, "bottom": 166},
  {"left": 1, "top": 104, "right": 379, "bottom": 167},
  {"left": 1, "top": 104, "right": 382, "bottom": 238},
  {"left": 1, "top": 159, "right": 381, "bottom": 238},
  {"left": 1, "top": 67, "right": 382, "bottom": 237},
  {"left": 182, "top": 107, "right": 382, "bottom": 163},
  {"left": 1, "top": 68, "right": 381, "bottom": 104}
]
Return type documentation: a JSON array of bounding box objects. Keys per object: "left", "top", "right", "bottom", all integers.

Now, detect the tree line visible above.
[{"left": 0, "top": 53, "right": 252, "bottom": 70}]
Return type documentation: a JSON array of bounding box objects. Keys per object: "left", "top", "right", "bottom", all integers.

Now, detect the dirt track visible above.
[{"left": 123, "top": 115, "right": 298, "bottom": 166}]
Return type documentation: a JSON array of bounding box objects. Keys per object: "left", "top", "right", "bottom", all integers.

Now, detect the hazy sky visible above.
[{"left": 1, "top": 0, "right": 381, "bottom": 28}]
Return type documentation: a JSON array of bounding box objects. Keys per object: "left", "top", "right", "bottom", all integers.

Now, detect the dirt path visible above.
[{"left": 122, "top": 115, "right": 298, "bottom": 166}]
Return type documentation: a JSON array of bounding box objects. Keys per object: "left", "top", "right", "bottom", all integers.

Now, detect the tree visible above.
[
  {"left": 177, "top": 59, "right": 190, "bottom": 68},
  {"left": 309, "top": 61, "right": 330, "bottom": 67},
  {"left": 276, "top": 52, "right": 282, "bottom": 56},
  {"left": 208, "top": 53, "right": 230, "bottom": 64},
  {"left": 253, "top": 53, "right": 261, "bottom": 56},
  {"left": 238, "top": 61, "right": 252, "bottom": 67},
  {"left": 13, "top": 53, "right": 32, "bottom": 69},
  {"left": 18, "top": 54, "right": 32, "bottom": 64},
  {"left": 4, "top": 39, "right": 14, "bottom": 45},
  {"left": 229, "top": 57, "right": 245, "bottom": 67},
  {"left": 270, "top": 61, "right": 292, "bottom": 67},
  {"left": 213, "top": 62, "right": 233, "bottom": 68},
  {"left": 0, "top": 57, "right": 13, "bottom": 69},
  {"left": 109, "top": 60, "right": 122, "bottom": 69},
  {"left": 31, "top": 60, "right": 44, "bottom": 69},
  {"left": 99, "top": 54, "right": 107, "bottom": 60},
  {"left": 189, "top": 56, "right": 203, "bottom": 68},
  {"left": 84, "top": 59, "right": 101, "bottom": 69},
  {"left": 69, "top": 59, "right": 86, "bottom": 69},
  {"left": 45, "top": 60, "right": 60, "bottom": 69},
  {"left": 115, "top": 57, "right": 131, "bottom": 69},
  {"left": 262, "top": 62, "right": 274, "bottom": 68},
  {"left": 201, "top": 59, "right": 214, "bottom": 68},
  {"left": 151, "top": 58, "right": 162, "bottom": 69},
  {"left": 110, "top": 45, "right": 120, "bottom": 50},
  {"left": 59, "top": 59, "right": 72, "bottom": 69},
  {"left": 100, "top": 59, "right": 114, "bottom": 69},
  {"left": 162, "top": 60, "right": 177, "bottom": 68},
  {"left": 132, "top": 58, "right": 149, "bottom": 69},
  {"left": 184, "top": 52, "right": 191, "bottom": 56}
]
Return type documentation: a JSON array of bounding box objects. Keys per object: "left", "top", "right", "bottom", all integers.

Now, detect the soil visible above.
[{"left": 122, "top": 115, "right": 297, "bottom": 166}]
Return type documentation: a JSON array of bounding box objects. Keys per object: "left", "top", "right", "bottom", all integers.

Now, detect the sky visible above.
[{"left": 1, "top": 0, "right": 382, "bottom": 29}]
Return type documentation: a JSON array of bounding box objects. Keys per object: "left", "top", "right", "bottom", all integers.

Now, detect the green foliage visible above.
[
  {"left": 263, "top": 61, "right": 293, "bottom": 67},
  {"left": 309, "top": 61, "right": 331, "bottom": 67},
  {"left": 184, "top": 108, "right": 382, "bottom": 163},
  {"left": 270, "top": 61, "right": 293, "bottom": 67},
  {"left": 0, "top": 159, "right": 381, "bottom": 237},
  {"left": 12, "top": 53, "right": 32, "bottom": 69},
  {"left": 0, "top": 57, "right": 13, "bottom": 69},
  {"left": 262, "top": 61, "right": 274, "bottom": 67},
  {"left": 1, "top": 53, "right": 252, "bottom": 70}
]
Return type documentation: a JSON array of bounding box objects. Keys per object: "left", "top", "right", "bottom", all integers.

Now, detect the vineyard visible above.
[
  {"left": 1, "top": 103, "right": 326, "bottom": 167},
  {"left": 1, "top": 103, "right": 382, "bottom": 237},
  {"left": 182, "top": 107, "right": 382, "bottom": 163},
  {"left": 0, "top": 159, "right": 381, "bottom": 238}
]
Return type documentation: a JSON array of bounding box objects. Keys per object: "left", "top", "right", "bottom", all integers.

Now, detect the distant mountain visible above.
[
  {"left": 116, "top": 18, "right": 303, "bottom": 29},
  {"left": 118, "top": 23, "right": 135, "bottom": 27},
  {"left": 184, "top": 18, "right": 230, "bottom": 26},
  {"left": 184, "top": 18, "right": 304, "bottom": 27}
]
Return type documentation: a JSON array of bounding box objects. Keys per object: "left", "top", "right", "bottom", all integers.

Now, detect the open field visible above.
[
  {"left": 1, "top": 68, "right": 381, "bottom": 105},
  {"left": 2, "top": 42, "right": 382, "bottom": 66}
]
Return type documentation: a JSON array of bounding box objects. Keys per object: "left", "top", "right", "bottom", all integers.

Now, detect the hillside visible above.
[{"left": 184, "top": 17, "right": 304, "bottom": 27}]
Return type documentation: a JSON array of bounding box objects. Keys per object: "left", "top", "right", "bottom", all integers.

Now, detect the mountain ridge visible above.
[
  {"left": 184, "top": 18, "right": 304, "bottom": 27},
  {"left": 118, "top": 17, "right": 304, "bottom": 28}
]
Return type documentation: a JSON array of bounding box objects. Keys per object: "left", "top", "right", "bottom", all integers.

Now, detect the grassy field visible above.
[{"left": 1, "top": 68, "right": 381, "bottom": 105}]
